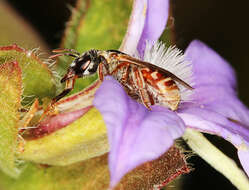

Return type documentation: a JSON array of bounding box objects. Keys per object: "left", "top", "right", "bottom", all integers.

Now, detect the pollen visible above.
[{"left": 143, "top": 41, "right": 194, "bottom": 102}]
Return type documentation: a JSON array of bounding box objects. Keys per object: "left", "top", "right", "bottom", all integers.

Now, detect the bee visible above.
[{"left": 51, "top": 48, "right": 193, "bottom": 111}]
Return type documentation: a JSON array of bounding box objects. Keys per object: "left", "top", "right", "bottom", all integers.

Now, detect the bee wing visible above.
[{"left": 119, "top": 55, "right": 194, "bottom": 90}]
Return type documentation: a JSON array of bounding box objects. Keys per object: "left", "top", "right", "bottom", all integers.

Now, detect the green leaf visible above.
[
  {"left": 58, "top": 0, "right": 132, "bottom": 95},
  {"left": 74, "top": 0, "right": 132, "bottom": 52},
  {"left": 0, "top": 45, "right": 57, "bottom": 104},
  {"left": 62, "top": 0, "right": 132, "bottom": 52},
  {"left": 0, "top": 61, "right": 22, "bottom": 178}
]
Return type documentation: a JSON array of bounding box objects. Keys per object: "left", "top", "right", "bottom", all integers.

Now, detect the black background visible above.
[{"left": 6, "top": 0, "right": 249, "bottom": 189}]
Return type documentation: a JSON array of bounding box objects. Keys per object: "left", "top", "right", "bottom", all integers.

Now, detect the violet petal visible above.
[
  {"left": 93, "top": 76, "right": 185, "bottom": 188},
  {"left": 179, "top": 110, "right": 249, "bottom": 177},
  {"left": 179, "top": 108, "right": 249, "bottom": 143},
  {"left": 184, "top": 40, "right": 249, "bottom": 125},
  {"left": 137, "top": 0, "right": 169, "bottom": 55},
  {"left": 238, "top": 143, "right": 249, "bottom": 177},
  {"left": 182, "top": 40, "right": 249, "bottom": 176},
  {"left": 120, "top": 0, "right": 147, "bottom": 55}
]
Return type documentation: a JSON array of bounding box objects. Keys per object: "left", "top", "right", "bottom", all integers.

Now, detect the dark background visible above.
[{"left": 5, "top": 0, "right": 249, "bottom": 189}]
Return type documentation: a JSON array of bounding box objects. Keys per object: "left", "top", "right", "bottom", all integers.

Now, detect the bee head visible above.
[{"left": 61, "top": 49, "right": 100, "bottom": 83}]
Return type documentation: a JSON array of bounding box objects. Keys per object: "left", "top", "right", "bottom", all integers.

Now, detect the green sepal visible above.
[
  {"left": 19, "top": 108, "right": 108, "bottom": 166},
  {"left": 0, "top": 61, "right": 22, "bottom": 178},
  {"left": 0, "top": 155, "right": 110, "bottom": 190},
  {"left": 0, "top": 45, "right": 57, "bottom": 104}
]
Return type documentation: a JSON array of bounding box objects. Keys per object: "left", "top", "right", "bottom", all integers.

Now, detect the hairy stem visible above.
[{"left": 183, "top": 128, "right": 249, "bottom": 190}]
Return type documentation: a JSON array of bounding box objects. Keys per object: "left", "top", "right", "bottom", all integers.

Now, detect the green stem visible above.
[{"left": 183, "top": 128, "right": 249, "bottom": 190}]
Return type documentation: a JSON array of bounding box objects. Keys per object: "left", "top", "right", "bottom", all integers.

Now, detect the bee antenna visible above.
[
  {"left": 49, "top": 53, "right": 78, "bottom": 59},
  {"left": 52, "top": 48, "right": 80, "bottom": 56}
]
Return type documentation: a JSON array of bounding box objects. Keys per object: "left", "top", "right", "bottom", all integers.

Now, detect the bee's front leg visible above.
[
  {"left": 98, "top": 63, "right": 104, "bottom": 81},
  {"left": 39, "top": 78, "right": 75, "bottom": 122},
  {"left": 52, "top": 78, "right": 75, "bottom": 103},
  {"left": 98, "top": 56, "right": 110, "bottom": 81},
  {"left": 131, "top": 67, "right": 152, "bottom": 110}
]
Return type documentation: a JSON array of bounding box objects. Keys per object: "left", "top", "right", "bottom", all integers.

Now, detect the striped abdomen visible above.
[{"left": 141, "top": 68, "right": 180, "bottom": 110}]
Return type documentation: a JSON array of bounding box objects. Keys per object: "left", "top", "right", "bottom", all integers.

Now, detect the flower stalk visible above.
[{"left": 183, "top": 128, "right": 249, "bottom": 190}]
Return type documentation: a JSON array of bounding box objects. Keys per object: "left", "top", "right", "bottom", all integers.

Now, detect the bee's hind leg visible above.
[{"left": 131, "top": 67, "right": 152, "bottom": 110}]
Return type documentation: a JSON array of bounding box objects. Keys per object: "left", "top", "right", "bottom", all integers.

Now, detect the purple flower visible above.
[{"left": 94, "top": 0, "right": 249, "bottom": 188}]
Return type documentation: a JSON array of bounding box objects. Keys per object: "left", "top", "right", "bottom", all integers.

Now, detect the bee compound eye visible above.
[{"left": 81, "top": 60, "right": 91, "bottom": 70}]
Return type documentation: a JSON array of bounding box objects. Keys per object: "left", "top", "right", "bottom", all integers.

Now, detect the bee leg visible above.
[
  {"left": 98, "top": 63, "right": 104, "bottom": 81},
  {"left": 112, "top": 64, "right": 129, "bottom": 83},
  {"left": 39, "top": 78, "right": 75, "bottom": 122},
  {"left": 139, "top": 89, "right": 152, "bottom": 110},
  {"left": 52, "top": 78, "right": 75, "bottom": 103},
  {"left": 98, "top": 56, "right": 110, "bottom": 81},
  {"left": 131, "top": 67, "right": 152, "bottom": 110},
  {"left": 120, "top": 65, "right": 129, "bottom": 83},
  {"left": 19, "top": 99, "right": 39, "bottom": 130}
]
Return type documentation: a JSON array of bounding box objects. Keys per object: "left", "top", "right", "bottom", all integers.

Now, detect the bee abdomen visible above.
[{"left": 141, "top": 68, "right": 180, "bottom": 110}]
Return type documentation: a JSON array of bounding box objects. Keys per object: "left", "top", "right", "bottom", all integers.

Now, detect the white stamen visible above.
[{"left": 143, "top": 41, "right": 194, "bottom": 102}]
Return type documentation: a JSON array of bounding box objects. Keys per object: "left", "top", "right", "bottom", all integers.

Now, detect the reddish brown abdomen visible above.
[{"left": 141, "top": 68, "right": 180, "bottom": 110}]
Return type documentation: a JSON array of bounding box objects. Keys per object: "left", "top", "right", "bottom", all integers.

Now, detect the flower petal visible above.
[
  {"left": 93, "top": 77, "right": 185, "bottom": 188},
  {"left": 137, "top": 0, "right": 169, "bottom": 55},
  {"left": 182, "top": 40, "right": 249, "bottom": 177},
  {"left": 119, "top": 0, "right": 147, "bottom": 55},
  {"left": 178, "top": 108, "right": 249, "bottom": 177},
  {"left": 184, "top": 40, "right": 249, "bottom": 125},
  {"left": 179, "top": 108, "right": 249, "bottom": 143},
  {"left": 238, "top": 144, "right": 249, "bottom": 177},
  {"left": 185, "top": 40, "right": 236, "bottom": 88}
]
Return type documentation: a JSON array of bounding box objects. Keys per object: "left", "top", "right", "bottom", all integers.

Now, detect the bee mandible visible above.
[{"left": 51, "top": 48, "right": 193, "bottom": 111}]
